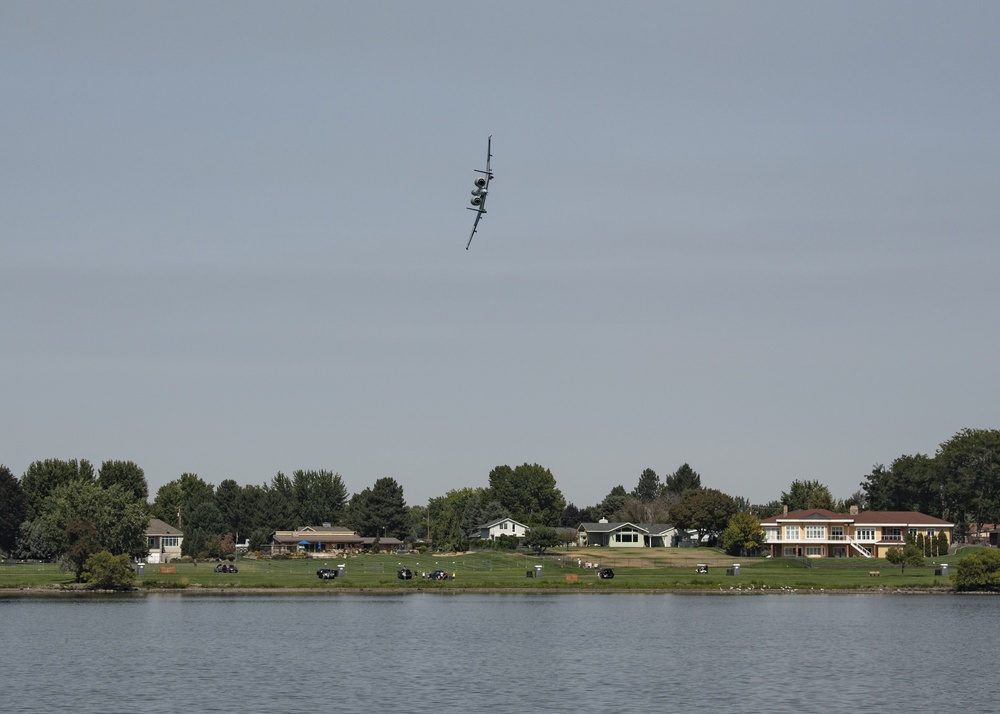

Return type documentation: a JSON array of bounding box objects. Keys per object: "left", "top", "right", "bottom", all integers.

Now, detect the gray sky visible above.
[{"left": 3, "top": 2, "right": 998, "bottom": 510}]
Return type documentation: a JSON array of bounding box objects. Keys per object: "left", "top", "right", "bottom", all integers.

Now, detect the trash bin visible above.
[
  {"left": 137, "top": 563, "right": 144, "bottom": 575},
  {"left": 534, "top": 565, "right": 543, "bottom": 578},
  {"left": 733, "top": 563, "right": 740, "bottom": 576},
  {"left": 337, "top": 564, "right": 345, "bottom": 577},
  {"left": 935, "top": 563, "right": 948, "bottom": 576},
  {"left": 526, "top": 570, "right": 534, "bottom": 578}
]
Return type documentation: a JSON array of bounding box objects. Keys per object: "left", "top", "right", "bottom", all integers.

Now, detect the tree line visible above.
[{"left": 2, "top": 428, "right": 998, "bottom": 570}]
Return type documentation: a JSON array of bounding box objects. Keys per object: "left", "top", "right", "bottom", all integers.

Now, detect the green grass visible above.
[{"left": 0, "top": 548, "right": 966, "bottom": 592}]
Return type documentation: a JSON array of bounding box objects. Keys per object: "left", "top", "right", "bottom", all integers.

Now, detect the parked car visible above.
[
  {"left": 397, "top": 567, "right": 413, "bottom": 580},
  {"left": 214, "top": 563, "right": 238, "bottom": 573},
  {"left": 426, "top": 569, "right": 451, "bottom": 581},
  {"left": 597, "top": 568, "right": 614, "bottom": 579},
  {"left": 317, "top": 568, "right": 338, "bottom": 580}
]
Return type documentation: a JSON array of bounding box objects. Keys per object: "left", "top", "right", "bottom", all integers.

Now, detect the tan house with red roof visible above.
[{"left": 759, "top": 506, "right": 952, "bottom": 559}]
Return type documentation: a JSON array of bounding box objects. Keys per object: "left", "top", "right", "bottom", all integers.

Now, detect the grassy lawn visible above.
[{"left": 1, "top": 546, "right": 966, "bottom": 592}]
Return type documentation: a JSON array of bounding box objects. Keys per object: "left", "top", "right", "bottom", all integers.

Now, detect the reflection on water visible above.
[{"left": 1, "top": 593, "right": 996, "bottom": 713}]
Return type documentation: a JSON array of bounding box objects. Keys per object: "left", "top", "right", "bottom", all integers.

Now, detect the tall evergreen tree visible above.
[
  {"left": 0, "top": 465, "right": 26, "bottom": 556},
  {"left": 664, "top": 464, "right": 701, "bottom": 496},
  {"left": 631, "top": 468, "right": 661, "bottom": 503}
]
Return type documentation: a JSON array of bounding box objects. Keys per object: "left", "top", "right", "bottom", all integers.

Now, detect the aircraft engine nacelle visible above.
[
  {"left": 474, "top": 177, "right": 488, "bottom": 188},
  {"left": 470, "top": 195, "right": 483, "bottom": 206}
]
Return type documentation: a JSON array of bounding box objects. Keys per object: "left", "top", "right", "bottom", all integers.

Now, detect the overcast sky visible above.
[{"left": 3, "top": 2, "right": 998, "bottom": 510}]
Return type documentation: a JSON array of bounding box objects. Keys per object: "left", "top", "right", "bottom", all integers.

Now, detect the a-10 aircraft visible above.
[{"left": 466, "top": 135, "right": 493, "bottom": 249}]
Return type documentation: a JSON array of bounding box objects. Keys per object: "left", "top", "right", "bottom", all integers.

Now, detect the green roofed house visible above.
[
  {"left": 146, "top": 518, "right": 184, "bottom": 563},
  {"left": 577, "top": 519, "right": 679, "bottom": 548}
]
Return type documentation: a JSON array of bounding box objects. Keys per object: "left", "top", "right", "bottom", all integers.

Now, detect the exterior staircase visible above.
[{"left": 847, "top": 536, "right": 873, "bottom": 558}]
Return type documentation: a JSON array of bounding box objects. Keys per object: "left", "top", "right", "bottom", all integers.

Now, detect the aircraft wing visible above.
[
  {"left": 466, "top": 201, "right": 487, "bottom": 250},
  {"left": 466, "top": 136, "right": 493, "bottom": 250}
]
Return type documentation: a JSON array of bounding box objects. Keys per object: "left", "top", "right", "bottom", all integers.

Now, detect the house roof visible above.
[
  {"left": 761, "top": 509, "right": 952, "bottom": 527},
  {"left": 851, "top": 511, "right": 952, "bottom": 526},
  {"left": 578, "top": 522, "right": 675, "bottom": 535},
  {"left": 273, "top": 527, "right": 362, "bottom": 545},
  {"left": 478, "top": 517, "right": 528, "bottom": 530},
  {"left": 146, "top": 518, "right": 184, "bottom": 537}
]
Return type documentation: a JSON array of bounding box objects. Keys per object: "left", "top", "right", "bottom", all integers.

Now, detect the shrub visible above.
[
  {"left": 83, "top": 551, "right": 136, "bottom": 590},
  {"left": 955, "top": 549, "right": 1000, "bottom": 591}
]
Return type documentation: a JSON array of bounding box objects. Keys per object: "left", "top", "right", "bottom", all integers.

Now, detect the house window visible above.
[
  {"left": 784, "top": 525, "right": 800, "bottom": 540},
  {"left": 147, "top": 536, "right": 157, "bottom": 548},
  {"left": 615, "top": 532, "right": 639, "bottom": 543},
  {"left": 764, "top": 527, "right": 779, "bottom": 541},
  {"left": 830, "top": 526, "right": 844, "bottom": 540},
  {"left": 162, "top": 537, "right": 179, "bottom": 548},
  {"left": 500, "top": 522, "right": 507, "bottom": 530},
  {"left": 805, "top": 526, "right": 824, "bottom": 539},
  {"left": 805, "top": 546, "right": 823, "bottom": 556},
  {"left": 855, "top": 528, "right": 875, "bottom": 541},
  {"left": 926, "top": 529, "right": 935, "bottom": 538},
  {"left": 883, "top": 527, "right": 902, "bottom": 541},
  {"left": 783, "top": 547, "right": 797, "bottom": 557}
]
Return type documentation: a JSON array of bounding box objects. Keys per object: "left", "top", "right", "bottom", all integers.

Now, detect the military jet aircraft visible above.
[{"left": 466, "top": 135, "right": 493, "bottom": 249}]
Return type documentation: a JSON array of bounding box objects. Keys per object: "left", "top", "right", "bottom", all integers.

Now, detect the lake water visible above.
[{"left": 1, "top": 592, "right": 995, "bottom": 713}]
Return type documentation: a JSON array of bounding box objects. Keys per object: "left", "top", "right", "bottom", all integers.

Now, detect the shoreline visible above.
[{"left": 0, "top": 584, "right": 976, "bottom": 597}]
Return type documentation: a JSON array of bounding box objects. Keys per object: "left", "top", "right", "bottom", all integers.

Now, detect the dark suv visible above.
[{"left": 317, "top": 568, "right": 338, "bottom": 580}]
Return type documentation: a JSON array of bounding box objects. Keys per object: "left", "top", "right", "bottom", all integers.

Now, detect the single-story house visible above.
[
  {"left": 271, "top": 525, "right": 363, "bottom": 554},
  {"left": 146, "top": 518, "right": 184, "bottom": 563},
  {"left": 759, "top": 506, "right": 953, "bottom": 559},
  {"left": 270, "top": 525, "right": 404, "bottom": 554},
  {"left": 577, "top": 519, "right": 679, "bottom": 548},
  {"left": 359, "top": 536, "right": 405, "bottom": 552},
  {"left": 477, "top": 517, "right": 529, "bottom": 540}
]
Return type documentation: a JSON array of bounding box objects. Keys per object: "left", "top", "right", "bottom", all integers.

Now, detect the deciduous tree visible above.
[
  {"left": 720, "top": 512, "right": 767, "bottom": 556},
  {"left": 21, "top": 459, "right": 95, "bottom": 521},
  {"left": 487, "top": 463, "right": 565, "bottom": 527},
  {"left": 885, "top": 541, "right": 925, "bottom": 574},
  {"left": 291, "top": 469, "right": 348, "bottom": 526},
  {"left": 36, "top": 480, "right": 149, "bottom": 570},
  {"left": 97, "top": 460, "right": 148, "bottom": 502},
  {"left": 669, "top": 488, "right": 738, "bottom": 543},
  {"left": 593, "top": 486, "right": 628, "bottom": 520},
  {"left": 83, "top": 551, "right": 136, "bottom": 590},
  {"left": 523, "top": 525, "right": 560, "bottom": 555},
  {"left": 954, "top": 549, "right": 1000, "bottom": 591},
  {"left": 935, "top": 428, "right": 1000, "bottom": 535},
  {"left": 781, "top": 480, "right": 836, "bottom": 511}
]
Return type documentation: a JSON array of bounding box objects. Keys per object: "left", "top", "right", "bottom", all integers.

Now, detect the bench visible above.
[{"left": 868, "top": 571, "right": 880, "bottom": 577}]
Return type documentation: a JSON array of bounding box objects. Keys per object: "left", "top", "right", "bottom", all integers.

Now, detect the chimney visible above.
[
  {"left": 849, "top": 505, "right": 858, "bottom": 516},
  {"left": 783, "top": 504, "right": 788, "bottom": 515}
]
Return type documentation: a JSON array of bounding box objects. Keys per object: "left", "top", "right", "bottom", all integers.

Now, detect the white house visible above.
[
  {"left": 146, "top": 518, "right": 184, "bottom": 563},
  {"left": 478, "top": 517, "right": 529, "bottom": 540},
  {"left": 577, "top": 519, "right": 679, "bottom": 548}
]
